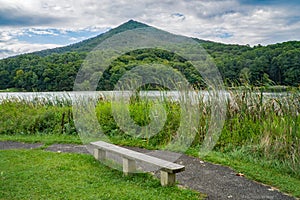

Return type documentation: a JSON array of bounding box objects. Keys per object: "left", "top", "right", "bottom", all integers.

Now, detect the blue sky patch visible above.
[
  {"left": 16, "top": 28, "right": 106, "bottom": 45},
  {"left": 218, "top": 32, "right": 233, "bottom": 39}
]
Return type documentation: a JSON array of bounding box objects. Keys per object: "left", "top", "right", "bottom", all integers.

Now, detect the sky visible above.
[{"left": 0, "top": 0, "right": 300, "bottom": 59}]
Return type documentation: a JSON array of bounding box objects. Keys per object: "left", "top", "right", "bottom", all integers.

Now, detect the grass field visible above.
[
  {"left": 1, "top": 134, "right": 299, "bottom": 198},
  {"left": 0, "top": 88, "right": 299, "bottom": 198},
  {"left": 0, "top": 149, "right": 203, "bottom": 200}
]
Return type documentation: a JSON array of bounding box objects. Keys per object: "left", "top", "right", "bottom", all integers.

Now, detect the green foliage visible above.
[
  {"left": 97, "top": 48, "right": 204, "bottom": 90},
  {"left": 1, "top": 89, "right": 299, "bottom": 178},
  {"left": 96, "top": 98, "right": 181, "bottom": 148},
  {"left": 0, "top": 89, "right": 299, "bottom": 197},
  {"left": 1, "top": 21, "right": 300, "bottom": 91},
  {"left": 215, "top": 89, "right": 300, "bottom": 181},
  {"left": 0, "top": 99, "right": 76, "bottom": 135},
  {"left": 0, "top": 52, "right": 85, "bottom": 91}
]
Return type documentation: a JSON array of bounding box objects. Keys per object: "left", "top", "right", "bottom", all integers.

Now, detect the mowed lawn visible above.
[{"left": 0, "top": 149, "right": 203, "bottom": 200}]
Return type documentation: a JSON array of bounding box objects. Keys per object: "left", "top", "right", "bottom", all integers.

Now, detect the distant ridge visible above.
[
  {"left": 4, "top": 19, "right": 300, "bottom": 59},
  {"left": 1, "top": 20, "right": 299, "bottom": 91},
  {"left": 34, "top": 20, "right": 150, "bottom": 56}
]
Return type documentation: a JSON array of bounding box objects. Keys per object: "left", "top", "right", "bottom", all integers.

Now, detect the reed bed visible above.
[{"left": 0, "top": 89, "right": 299, "bottom": 177}]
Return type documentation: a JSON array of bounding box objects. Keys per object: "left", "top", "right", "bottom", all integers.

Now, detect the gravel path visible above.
[{"left": 0, "top": 141, "right": 296, "bottom": 200}]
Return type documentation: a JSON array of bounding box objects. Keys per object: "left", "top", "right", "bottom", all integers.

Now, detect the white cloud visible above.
[
  {"left": 69, "top": 37, "right": 78, "bottom": 41},
  {"left": 0, "top": 32, "right": 13, "bottom": 42},
  {"left": 0, "top": 39, "right": 61, "bottom": 58},
  {"left": 0, "top": 0, "right": 300, "bottom": 58},
  {"left": 27, "top": 28, "right": 59, "bottom": 36}
]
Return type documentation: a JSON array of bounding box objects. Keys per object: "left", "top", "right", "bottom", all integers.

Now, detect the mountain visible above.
[
  {"left": 34, "top": 20, "right": 151, "bottom": 56},
  {"left": 0, "top": 20, "right": 299, "bottom": 91},
  {"left": 34, "top": 20, "right": 216, "bottom": 56}
]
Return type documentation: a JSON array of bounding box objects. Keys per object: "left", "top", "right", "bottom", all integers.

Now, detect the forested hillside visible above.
[{"left": 0, "top": 20, "right": 299, "bottom": 91}]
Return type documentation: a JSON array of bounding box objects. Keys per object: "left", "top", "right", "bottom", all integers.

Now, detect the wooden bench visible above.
[{"left": 90, "top": 141, "right": 185, "bottom": 186}]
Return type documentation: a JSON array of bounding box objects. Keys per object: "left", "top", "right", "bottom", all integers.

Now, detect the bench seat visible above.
[{"left": 90, "top": 141, "right": 185, "bottom": 186}]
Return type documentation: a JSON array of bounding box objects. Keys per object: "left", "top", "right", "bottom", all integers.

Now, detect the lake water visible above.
[
  {"left": 0, "top": 90, "right": 290, "bottom": 104},
  {"left": 0, "top": 91, "right": 208, "bottom": 102}
]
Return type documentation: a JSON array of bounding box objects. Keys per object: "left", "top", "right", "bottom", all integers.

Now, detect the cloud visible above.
[
  {"left": 27, "top": 28, "right": 59, "bottom": 36},
  {"left": 0, "top": 39, "right": 61, "bottom": 58},
  {"left": 239, "top": 0, "right": 300, "bottom": 6},
  {"left": 0, "top": 0, "right": 300, "bottom": 58},
  {"left": 0, "top": 25, "right": 107, "bottom": 58},
  {"left": 0, "top": 32, "right": 13, "bottom": 42},
  {"left": 149, "top": 0, "right": 300, "bottom": 45},
  {"left": 171, "top": 13, "right": 186, "bottom": 21},
  {"left": 0, "top": 6, "right": 66, "bottom": 27}
]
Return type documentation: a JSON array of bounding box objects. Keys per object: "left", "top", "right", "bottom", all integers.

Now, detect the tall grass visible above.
[
  {"left": 96, "top": 96, "right": 181, "bottom": 148},
  {"left": 220, "top": 89, "right": 299, "bottom": 168},
  {"left": 0, "top": 97, "right": 75, "bottom": 135},
  {"left": 0, "top": 89, "right": 299, "bottom": 177}
]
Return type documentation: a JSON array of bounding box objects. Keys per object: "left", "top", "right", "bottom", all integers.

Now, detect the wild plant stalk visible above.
[
  {"left": 221, "top": 87, "right": 299, "bottom": 176},
  {"left": 1, "top": 89, "right": 299, "bottom": 176}
]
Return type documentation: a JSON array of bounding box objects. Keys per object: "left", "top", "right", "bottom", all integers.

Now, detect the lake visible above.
[{"left": 0, "top": 90, "right": 290, "bottom": 104}]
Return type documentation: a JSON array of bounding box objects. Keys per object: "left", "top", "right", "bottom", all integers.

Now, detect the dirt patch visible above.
[
  {"left": 0, "top": 141, "right": 43, "bottom": 150},
  {"left": 45, "top": 144, "right": 89, "bottom": 154}
]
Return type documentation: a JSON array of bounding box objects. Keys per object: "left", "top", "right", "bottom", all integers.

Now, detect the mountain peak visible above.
[
  {"left": 113, "top": 20, "right": 150, "bottom": 32},
  {"left": 34, "top": 20, "right": 151, "bottom": 56},
  {"left": 125, "top": 19, "right": 149, "bottom": 26}
]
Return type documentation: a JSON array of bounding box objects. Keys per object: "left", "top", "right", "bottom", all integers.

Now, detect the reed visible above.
[{"left": 0, "top": 88, "right": 299, "bottom": 177}]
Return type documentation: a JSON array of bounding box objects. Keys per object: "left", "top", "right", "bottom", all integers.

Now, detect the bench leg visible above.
[
  {"left": 94, "top": 149, "right": 106, "bottom": 161},
  {"left": 123, "top": 158, "right": 136, "bottom": 176},
  {"left": 160, "top": 171, "right": 176, "bottom": 186}
]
